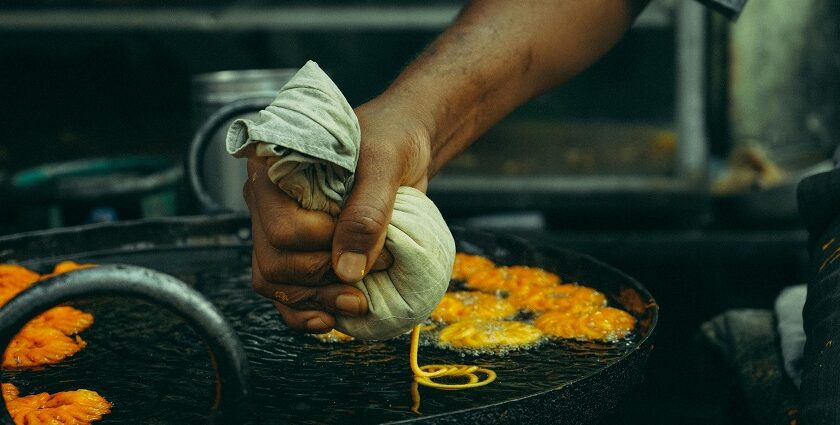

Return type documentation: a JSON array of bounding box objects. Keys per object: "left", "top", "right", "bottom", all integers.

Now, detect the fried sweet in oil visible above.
[
  {"left": 451, "top": 253, "right": 496, "bottom": 281},
  {"left": 508, "top": 284, "right": 607, "bottom": 313},
  {"left": 431, "top": 291, "right": 517, "bottom": 323},
  {"left": 3, "top": 383, "right": 111, "bottom": 425},
  {"left": 27, "top": 306, "right": 94, "bottom": 336},
  {"left": 410, "top": 325, "right": 496, "bottom": 395},
  {"left": 0, "top": 265, "right": 41, "bottom": 288},
  {"left": 438, "top": 319, "right": 543, "bottom": 350},
  {"left": 311, "top": 329, "right": 355, "bottom": 343},
  {"left": 0, "top": 261, "right": 95, "bottom": 308},
  {"left": 0, "top": 290, "right": 21, "bottom": 310},
  {"left": 40, "top": 261, "right": 96, "bottom": 279},
  {"left": 2, "top": 306, "right": 93, "bottom": 368},
  {"left": 2, "top": 382, "right": 19, "bottom": 401},
  {"left": 0, "top": 263, "right": 96, "bottom": 368},
  {"left": 534, "top": 307, "right": 636, "bottom": 342},
  {"left": 0, "top": 265, "right": 41, "bottom": 308},
  {"left": 465, "top": 266, "right": 560, "bottom": 294},
  {"left": 3, "top": 325, "right": 88, "bottom": 368}
]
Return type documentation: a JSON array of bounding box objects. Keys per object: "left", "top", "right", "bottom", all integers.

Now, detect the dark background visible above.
[{"left": 0, "top": 1, "right": 819, "bottom": 423}]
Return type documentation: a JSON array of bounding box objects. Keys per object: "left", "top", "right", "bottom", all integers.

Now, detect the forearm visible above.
[{"left": 373, "top": 0, "right": 648, "bottom": 176}]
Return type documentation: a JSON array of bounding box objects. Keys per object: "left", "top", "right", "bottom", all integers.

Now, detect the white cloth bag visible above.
[{"left": 226, "top": 61, "right": 454, "bottom": 340}]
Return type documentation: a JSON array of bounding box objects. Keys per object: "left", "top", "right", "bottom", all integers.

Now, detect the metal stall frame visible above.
[{"left": 425, "top": 1, "right": 710, "bottom": 219}]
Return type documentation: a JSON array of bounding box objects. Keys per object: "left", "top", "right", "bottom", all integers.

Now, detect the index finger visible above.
[{"left": 247, "top": 158, "right": 337, "bottom": 251}]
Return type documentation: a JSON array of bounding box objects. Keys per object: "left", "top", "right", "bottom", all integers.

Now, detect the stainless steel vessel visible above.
[{"left": 191, "top": 69, "right": 297, "bottom": 211}]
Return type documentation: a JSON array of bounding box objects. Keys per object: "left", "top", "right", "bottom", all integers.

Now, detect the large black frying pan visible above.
[{"left": 0, "top": 215, "right": 657, "bottom": 424}]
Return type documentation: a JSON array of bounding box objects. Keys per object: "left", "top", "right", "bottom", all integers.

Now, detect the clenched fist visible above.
[{"left": 243, "top": 99, "right": 433, "bottom": 333}]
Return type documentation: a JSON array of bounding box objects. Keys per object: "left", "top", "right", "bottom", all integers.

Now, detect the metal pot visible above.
[
  {"left": 0, "top": 217, "right": 657, "bottom": 424},
  {"left": 0, "top": 264, "right": 250, "bottom": 424},
  {"left": 191, "top": 69, "right": 297, "bottom": 212}
]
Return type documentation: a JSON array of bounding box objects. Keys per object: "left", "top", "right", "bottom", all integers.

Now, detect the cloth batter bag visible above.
[{"left": 226, "top": 61, "right": 455, "bottom": 340}]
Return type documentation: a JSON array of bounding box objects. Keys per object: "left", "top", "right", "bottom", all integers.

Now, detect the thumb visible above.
[{"left": 332, "top": 156, "right": 399, "bottom": 284}]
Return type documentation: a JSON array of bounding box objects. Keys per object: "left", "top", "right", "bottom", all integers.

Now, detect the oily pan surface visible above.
[{"left": 3, "top": 230, "right": 655, "bottom": 424}]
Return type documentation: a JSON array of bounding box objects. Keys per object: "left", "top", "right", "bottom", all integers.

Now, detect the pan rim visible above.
[
  {"left": 0, "top": 215, "right": 658, "bottom": 423},
  {"left": 380, "top": 227, "right": 658, "bottom": 424}
]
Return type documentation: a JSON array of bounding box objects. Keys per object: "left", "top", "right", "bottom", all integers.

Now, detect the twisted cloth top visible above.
[{"left": 226, "top": 61, "right": 454, "bottom": 340}]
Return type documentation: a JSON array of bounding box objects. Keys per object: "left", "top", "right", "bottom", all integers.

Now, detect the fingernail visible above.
[
  {"left": 335, "top": 294, "right": 362, "bottom": 316},
  {"left": 306, "top": 317, "right": 328, "bottom": 331},
  {"left": 336, "top": 252, "right": 367, "bottom": 282}
]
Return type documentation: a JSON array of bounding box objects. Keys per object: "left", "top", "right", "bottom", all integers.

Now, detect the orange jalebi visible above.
[
  {"left": 451, "top": 253, "right": 496, "bottom": 281},
  {"left": 437, "top": 319, "right": 544, "bottom": 351},
  {"left": 311, "top": 329, "right": 355, "bottom": 343},
  {"left": 430, "top": 291, "right": 517, "bottom": 323},
  {"left": 465, "top": 265, "right": 560, "bottom": 294},
  {"left": 507, "top": 283, "right": 607, "bottom": 313},
  {"left": 1, "top": 262, "right": 110, "bottom": 424},
  {"left": 26, "top": 307, "right": 94, "bottom": 336},
  {"left": 2, "top": 383, "right": 111, "bottom": 425},
  {"left": 40, "top": 261, "right": 97, "bottom": 280},
  {"left": 0, "top": 265, "right": 41, "bottom": 309},
  {"left": 2, "top": 383, "right": 18, "bottom": 401},
  {"left": 3, "top": 326, "right": 88, "bottom": 368},
  {"left": 1, "top": 263, "right": 96, "bottom": 368},
  {"left": 534, "top": 307, "right": 636, "bottom": 342}
]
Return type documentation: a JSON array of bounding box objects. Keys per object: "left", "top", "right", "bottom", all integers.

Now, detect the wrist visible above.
[
  {"left": 372, "top": 77, "right": 475, "bottom": 178},
  {"left": 354, "top": 94, "right": 434, "bottom": 189},
  {"left": 363, "top": 86, "right": 437, "bottom": 143}
]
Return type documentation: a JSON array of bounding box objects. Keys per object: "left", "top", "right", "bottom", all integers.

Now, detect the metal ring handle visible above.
[
  {"left": 186, "top": 97, "right": 274, "bottom": 214},
  {"left": 0, "top": 264, "right": 250, "bottom": 424}
]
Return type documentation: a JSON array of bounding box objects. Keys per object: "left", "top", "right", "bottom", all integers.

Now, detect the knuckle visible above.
[
  {"left": 279, "top": 286, "right": 310, "bottom": 304},
  {"left": 250, "top": 273, "right": 270, "bottom": 296},
  {"left": 338, "top": 204, "right": 388, "bottom": 240},
  {"left": 258, "top": 251, "right": 294, "bottom": 282},
  {"left": 250, "top": 277, "right": 262, "bottom": 291},
  {"left": 257, "top": 258, "right": 282, "bottom": 283},
  {"left": 242, "top": 181, "right": 251, "bottom": 203},
  {"left": 264, "top": 219, "right": 294, "bottom": 249},
  {"left": 295, "top": 256, "right": 329, "bottom": 284},
  {"left": 256, "top": 255, "right": 329, "bottom": 290}
]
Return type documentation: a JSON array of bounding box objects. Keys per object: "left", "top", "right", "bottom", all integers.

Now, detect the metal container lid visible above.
[{"left": 191, "top": 69, "right": 298, "bottom": 105}]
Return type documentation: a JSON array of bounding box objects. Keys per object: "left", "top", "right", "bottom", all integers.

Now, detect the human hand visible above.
[{"left": 243, "top": 98, "right": 433, "bottom": 333}]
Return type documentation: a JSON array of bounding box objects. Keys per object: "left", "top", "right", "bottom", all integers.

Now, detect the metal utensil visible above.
[{"left": 0, "top": 216, "right": 657, "bottom": 424}]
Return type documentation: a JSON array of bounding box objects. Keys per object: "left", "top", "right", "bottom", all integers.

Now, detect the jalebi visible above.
[
  {"left": 451, "top": 253, "right": 496, "bottom": 281},
  {"left": 431, "top": 291, "right": 517, "bottom": 323},
  {"left": 3, "top": 383, "right": 111, "bottom": 425},
  {"left": 507, "top": 283, "right": 607, "bottom": 313},
  {"left": 410, "top": 325, "right": 496, "bottom": 391},
  {"left": 2, "top": 383, "right": 19, "bottom": 401},
  {"left": 437, "top": 319, "right": 543, "bottom": 351},
  {"left": 465, "top": 265, "right": 560, "bottom": 294},
  {"left": 534, "top": 307, "right": 636, "bottom": 342},
  {"left": 26, "top": 306, "right": 94, "bottom": 336},
  {"left": 0, "top": 265, "right": 41, "bottom": 308},
  {"left": 1, "top": 263, "right": 96, "bottom": 368},
  {"left": 310, "top": 329, "right": 355, "bottom": 343},
  {"left": 3, "top": 325, "right": 88, "bottom": 368},
  {"left": 0, "top": 263, "right": 109, "bottom": 424},
  {"left": 40, "top": 261, "right": 97, "bottom": 280}
]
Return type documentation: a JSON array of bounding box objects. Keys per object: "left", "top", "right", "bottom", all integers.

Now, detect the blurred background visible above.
[{"left": 0, "top": 0, "right": 837, "bottom": 423}]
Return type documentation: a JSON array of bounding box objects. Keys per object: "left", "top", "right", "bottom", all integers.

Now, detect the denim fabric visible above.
[{"left": 797, "top": 168, "right": 840, "bottom": 424}]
